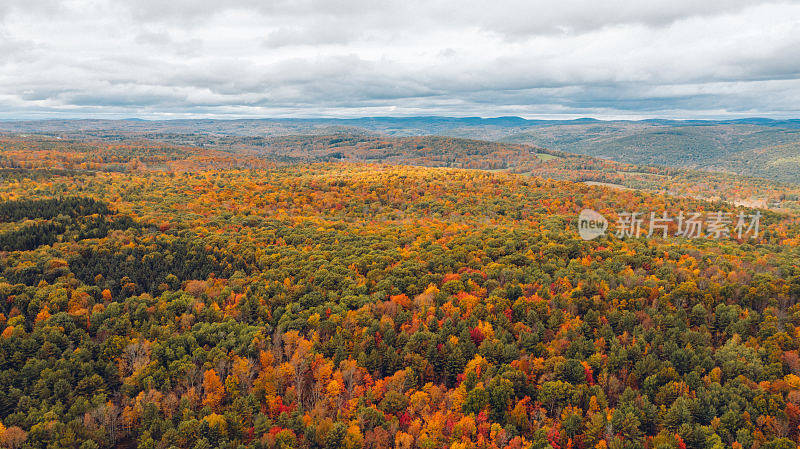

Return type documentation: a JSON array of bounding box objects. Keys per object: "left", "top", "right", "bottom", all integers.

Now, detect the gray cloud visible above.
[
  {"left": 0, "top": 0, "right": 799, "bottom": 119},
  {"left": 113, "top": 0, "right": 772, "bottom": 37}
]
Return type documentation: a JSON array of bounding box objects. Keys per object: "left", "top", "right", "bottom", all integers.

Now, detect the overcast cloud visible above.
[{"left": 1, "top": 0, "right": 799, "bottom": 119}]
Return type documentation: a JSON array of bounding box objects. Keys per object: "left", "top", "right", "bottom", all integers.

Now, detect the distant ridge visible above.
[
  {"left": 2, "top": 116, "right": 800, "bottom": 125},
  {"left": 1, "top": 115, "right": 799, "bottom": 183}
]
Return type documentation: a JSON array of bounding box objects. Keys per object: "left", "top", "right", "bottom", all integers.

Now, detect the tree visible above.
[
  {"left": 0, "top": 426, "right": 27, "bottom": 449},
  {"left": 203, "top": 369, "right": 225, "bottom": 411},
  {"left": 486, "top": 377, "right": 514, "bottom": 422},
  {"left": 539, "top": 381, "right": 574, "bottom": 415}
]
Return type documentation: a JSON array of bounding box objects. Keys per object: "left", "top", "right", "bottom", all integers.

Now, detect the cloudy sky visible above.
[{"left": 1, "top": 0, "right": 800, "bottom": 119}]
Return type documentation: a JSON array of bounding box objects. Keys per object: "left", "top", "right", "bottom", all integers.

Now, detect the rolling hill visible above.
[{"left": 3, "top": 117, "right": 800, "bottom": 183}]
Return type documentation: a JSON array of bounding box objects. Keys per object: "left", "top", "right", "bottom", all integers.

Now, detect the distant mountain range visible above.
[{"left": 1, "top": 116, "right": 799, "bottom": 184}]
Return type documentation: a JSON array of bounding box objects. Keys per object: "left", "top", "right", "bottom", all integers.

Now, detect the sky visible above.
[{"left": 1, "top": 0, "right": 800, "bottom": 120}]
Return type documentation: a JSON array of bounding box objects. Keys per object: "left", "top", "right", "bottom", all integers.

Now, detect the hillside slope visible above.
[
  {"left": 702, "top": 141, "right": 800, "bottom": 184},
  {"left": 0, "top": 162, "right": 798, "bottom": 449},
  {"left": 4, "top": 117, "right": 800, "bottom": 183},
  {"left": 2, "top": 133, "right": 799, "bottom": 211},
  {"left": 502, "top": 124, "right": 800, "bottom": 183}
]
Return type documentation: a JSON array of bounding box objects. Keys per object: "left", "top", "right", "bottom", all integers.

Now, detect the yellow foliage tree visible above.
[{"left": 203, "top": 369, "right": 225, "bottom": 411}]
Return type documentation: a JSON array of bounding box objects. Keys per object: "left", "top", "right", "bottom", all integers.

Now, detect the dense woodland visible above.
[
  {"left": 0, "top": 165, "right": 798, "bottom": 449},
  {"left": 3, "top": 118, "right": 800, "bottom": 185},
  {"left": 0, "top": 136, "right": 798, "bottom": 449},
  {"left": 7, "top": 132, "right": 797, "bottom": 212}
]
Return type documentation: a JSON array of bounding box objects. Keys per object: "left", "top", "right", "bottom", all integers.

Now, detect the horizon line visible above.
[{"left": 2, "top": 115, "right": 800, "bottom": 123}]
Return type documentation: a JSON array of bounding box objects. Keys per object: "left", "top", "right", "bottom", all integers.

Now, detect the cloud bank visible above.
[{"left": 1, "top": 0, "right": 799, "bottom": 119}]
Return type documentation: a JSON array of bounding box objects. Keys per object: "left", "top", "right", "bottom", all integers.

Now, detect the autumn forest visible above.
[{"left": 0, "top": 129, "right": 798, "bottom": 449}]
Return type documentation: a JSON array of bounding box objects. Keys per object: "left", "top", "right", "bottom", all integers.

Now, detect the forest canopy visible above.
[{"left": 0, "top": 137, "right": 798, "bottom": 449}]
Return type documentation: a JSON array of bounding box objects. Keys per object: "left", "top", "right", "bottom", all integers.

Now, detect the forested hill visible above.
[
  {"left": 0, "top": 163, "right": 798, "bottom": 448},
  {"left": 501, "top": 123, "right": 800, "bottom": 184},
  {"left": 2, "top": 133, "right": 798, "bottom": 212},
  {"left": 2, "top": 117, "right": 800, "bottom": 183}
]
